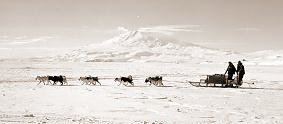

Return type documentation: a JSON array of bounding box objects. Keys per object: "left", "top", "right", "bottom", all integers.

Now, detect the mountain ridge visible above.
[{"left": 56, "top": 29, "right": 241, "bottom": 63}]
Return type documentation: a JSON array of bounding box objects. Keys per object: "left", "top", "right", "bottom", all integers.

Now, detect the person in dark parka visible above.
[
  {"left": 224, "top": 62, "right": 236, "bottom": 80},
  {"left": 236, "top": 61, "right": 245, "bottom": 84}
]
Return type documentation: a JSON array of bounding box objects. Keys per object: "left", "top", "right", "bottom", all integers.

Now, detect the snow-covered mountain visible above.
[
  {"left": 0, "top": 26, "right": 281, "bottom": 65},
  {"left": 244, "top": 50, "right": 283, "bottom": 65},
  {"left": 56, "top": 28, "right": 243, "bottom": 64}
]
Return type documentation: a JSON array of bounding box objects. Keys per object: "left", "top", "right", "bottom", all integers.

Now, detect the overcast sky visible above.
[{"left": 0, "top": 0, "right": 283, "bottom": 56}]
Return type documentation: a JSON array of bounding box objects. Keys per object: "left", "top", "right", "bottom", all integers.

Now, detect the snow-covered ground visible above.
[{"left": 0, "top": 61, "right": 282, "bottom": 123}]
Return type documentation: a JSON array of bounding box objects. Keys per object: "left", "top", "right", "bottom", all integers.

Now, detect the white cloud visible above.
[
  {"left": 235, "top": 27, "right": 261, "bottom": 32},
  {"left": 117, "top": 26, "right": 129, "bottom": 32},
  {"left": 114, "top": 25, "right": 202, "bottom": 35},
  {"left": 9, "top": 36, "right": 53, "bottom": 45},
  {"left": 0, "top": 48, "right": 12, "bottom": 50},
  {"left": 137, "top": 25, "right": 202, "bottom": 35}
]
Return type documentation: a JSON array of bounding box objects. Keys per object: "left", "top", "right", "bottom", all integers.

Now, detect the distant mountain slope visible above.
[
  {"left": 244, "top": 50, "right": 283, "bottom": 65},
  {"left": 56, "top": 28, "right": 243, "bottom": 63}
]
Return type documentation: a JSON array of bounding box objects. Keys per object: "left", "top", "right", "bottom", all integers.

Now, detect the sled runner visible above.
[{"left": 189, "top": 74, "right": 242, "bottom": 88}]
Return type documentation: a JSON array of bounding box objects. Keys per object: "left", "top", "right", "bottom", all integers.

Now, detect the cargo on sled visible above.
[{"left": 189, "top": 74, "right": 243, "bottom": 88}]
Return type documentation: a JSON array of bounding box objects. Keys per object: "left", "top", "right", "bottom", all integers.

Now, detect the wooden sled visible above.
[{"left": 189, "top": 74, "right": 242, "bottom": 88}]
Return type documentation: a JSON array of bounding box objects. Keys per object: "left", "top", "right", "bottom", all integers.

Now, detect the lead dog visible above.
[
  {"left": 145, "top": 76, "right": 163, "bottom": 86},
  {"left": 114, "top": 75, "right": 134, "bottom": 86},
  {"left": 79, "top": 76, "right": 101, "bottom": 85}
]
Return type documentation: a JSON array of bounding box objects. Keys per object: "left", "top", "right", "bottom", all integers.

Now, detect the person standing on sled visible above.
[
  {"left": 224, "top": 62, "right": 236, "bottom": 86},
  {"left": 236, "top": 61, "right": 245, "bottom": 85}
]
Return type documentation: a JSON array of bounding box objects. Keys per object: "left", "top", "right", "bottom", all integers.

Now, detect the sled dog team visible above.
[
  {"left": 36, "top": 61, "right": 245, "bottom": 87},
  {"left": 36, "top": 75, "right": 163, "bottom": 86}
]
